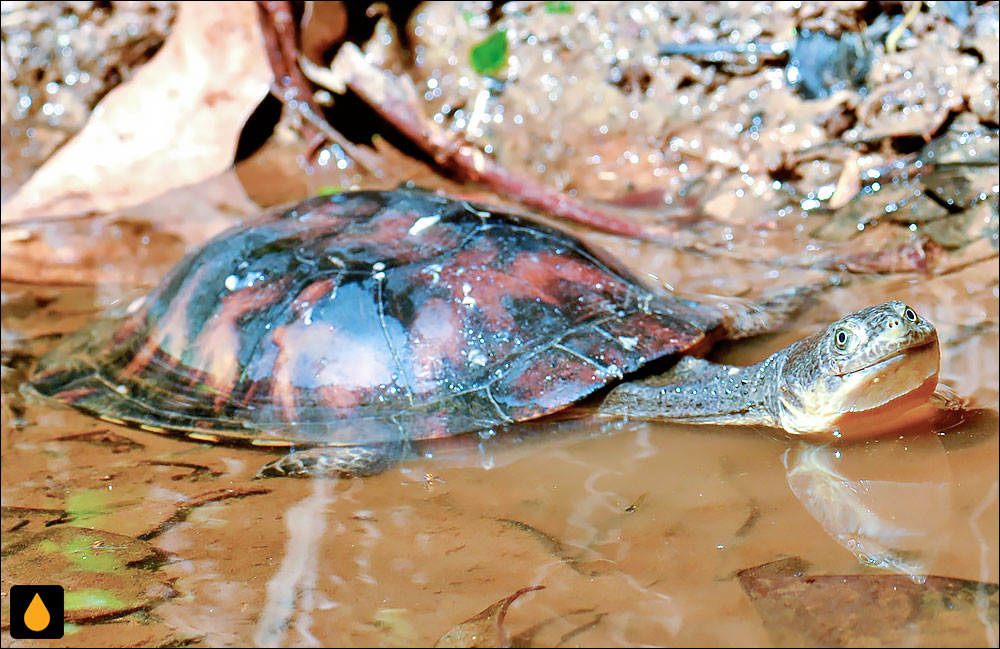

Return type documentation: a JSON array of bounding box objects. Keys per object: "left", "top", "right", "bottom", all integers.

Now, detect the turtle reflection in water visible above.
[{"left": 30, "top": 190, "right": 942, "bottom": 478}]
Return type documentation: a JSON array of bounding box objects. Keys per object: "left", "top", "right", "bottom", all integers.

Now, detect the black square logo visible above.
[{"left": 9, "top": 585, "right": 65, "bottom": 639}]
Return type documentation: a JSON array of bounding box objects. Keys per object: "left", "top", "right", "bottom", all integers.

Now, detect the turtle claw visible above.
[{"left": 255, "top": 444, "right": 405, "bottom": 479}]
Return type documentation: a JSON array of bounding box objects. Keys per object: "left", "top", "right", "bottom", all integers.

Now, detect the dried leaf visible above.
[{"left": 3, "top": 2, "right": 271, "bottom": 222}]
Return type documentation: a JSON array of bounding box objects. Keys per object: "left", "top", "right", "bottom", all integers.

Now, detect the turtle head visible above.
[{"left": 776, "top": 301, "right": 940, "bottom": 439}]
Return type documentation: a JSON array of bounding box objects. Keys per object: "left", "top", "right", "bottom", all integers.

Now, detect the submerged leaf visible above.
[
  {"left": 372, "top": 608, "right": 422, "bottom": 646},
  {"left": 65, "top": 489, "right": 113, "bottom": 528},
  {"left": 65, "top": 589, "right": 127, "bottom": 612},
  {"left": 435, "top": 585, "right": 544, "bottom": 648},
  {"left": 2, "top": 526, "right": 173, "bottom": 623},
  {"left": 739, "top": 557, "right": 1000, "bottom": 647},
  {"left": 0, "top": 507, "right": 72, "bottom": 553}
]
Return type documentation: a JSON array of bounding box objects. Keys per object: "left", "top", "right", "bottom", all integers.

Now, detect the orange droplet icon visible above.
[{"left": 24, "top": 592, "right": 51, "bottom": 632}]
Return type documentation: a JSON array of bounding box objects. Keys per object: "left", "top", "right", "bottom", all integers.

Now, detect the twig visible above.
[
  {"left": 255, "top": 1, "right": 380, "bottom": 172},
  {"left": 330, "top": 43, "right": 662, "bottom": 240}
]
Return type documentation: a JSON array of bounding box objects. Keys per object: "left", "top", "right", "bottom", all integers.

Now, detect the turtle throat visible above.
[{"left": 778, "top": 339, "right": 940, "bottom": 440}]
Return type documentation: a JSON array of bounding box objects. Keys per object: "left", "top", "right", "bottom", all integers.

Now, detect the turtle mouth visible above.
[
  {"left": 835, "top": 337, "right": 940, "bottom": 415},
  {"left": 842, "top": 335, "right": 938, "bottom": 376}
]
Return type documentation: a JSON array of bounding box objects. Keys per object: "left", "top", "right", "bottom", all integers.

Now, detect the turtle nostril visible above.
[{"left": 888, "top": 319, "right": 900, "bottom": 328}]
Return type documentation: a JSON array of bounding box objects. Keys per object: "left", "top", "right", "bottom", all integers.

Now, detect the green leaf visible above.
[
  {"left": 65, "top": 588, "right": 126, "bottom": 611},
  {"left": 545, "top": 1, "right": 574, "bottom": 13},
  {"left": 65, "top": 489, "right": 110, "bottom": 526},
  {"left": 470, "top": 29, "right": 509, "bottom": 76},
  {"left": 317, "top": 185, "right": 344, "bottom": 196}
]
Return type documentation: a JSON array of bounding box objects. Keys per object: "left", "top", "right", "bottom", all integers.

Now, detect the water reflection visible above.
[
  {"left": 254, "top": 478, "right": 338, "bottom": 647},
  {"left": 472, "top": 412, "right": 961, "bottom": 584},
  {"left": 784, "top": 435, "right": 952, "bottom": 582}
]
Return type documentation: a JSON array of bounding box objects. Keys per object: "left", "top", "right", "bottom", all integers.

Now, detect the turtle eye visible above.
[
  {"left": 833, "top": 327, "right": 853, "bottom": 351},
  {"left": 903, "top": 306, "right": 918, "bottom": 322}
]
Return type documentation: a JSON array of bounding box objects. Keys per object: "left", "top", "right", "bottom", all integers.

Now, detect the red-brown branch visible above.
[
  {"left": 331, "top": 44, "right": 665, "bottom": 240},
  {"left": 256, "top": 1, "right": 380, "bottom": 171}
]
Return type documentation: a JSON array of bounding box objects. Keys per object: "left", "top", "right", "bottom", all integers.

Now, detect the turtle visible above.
[{"left": 28, "top": 189, "right": 942, "bottom": 478}]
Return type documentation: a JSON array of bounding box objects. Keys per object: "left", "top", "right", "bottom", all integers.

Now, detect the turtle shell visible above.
[{"left": 31, "top": 189, "right": 723, "bottom": 449}]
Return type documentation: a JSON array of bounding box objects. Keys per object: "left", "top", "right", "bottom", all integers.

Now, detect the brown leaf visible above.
[
  {"left": 3, "top": 2, "right": 271, "bottom": 222},
  {"left": 739, "top": 557, "right": 1000, "bottom": 648}
]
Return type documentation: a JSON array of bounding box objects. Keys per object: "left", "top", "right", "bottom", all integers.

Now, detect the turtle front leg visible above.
[{"left": 256, "top": 441, "right": 409, "bottom": 479}]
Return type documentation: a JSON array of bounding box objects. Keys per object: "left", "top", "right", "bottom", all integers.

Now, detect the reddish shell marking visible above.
[
  {"left": 120, "top": 263, "right": 213, "bottom": 378},
  {"left": 191, "top": 282, "right": 285, "bottom": 408},
  {"left": 292, "top": 277, "right": 340, "bottom": 311},
  {"left": 438, "top": 246, "right": 562, "bottom": 332}
]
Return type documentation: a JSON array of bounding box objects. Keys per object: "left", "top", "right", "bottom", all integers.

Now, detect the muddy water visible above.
[{"left": 1, "top": 220, "right": 998, "bottom": 647}]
